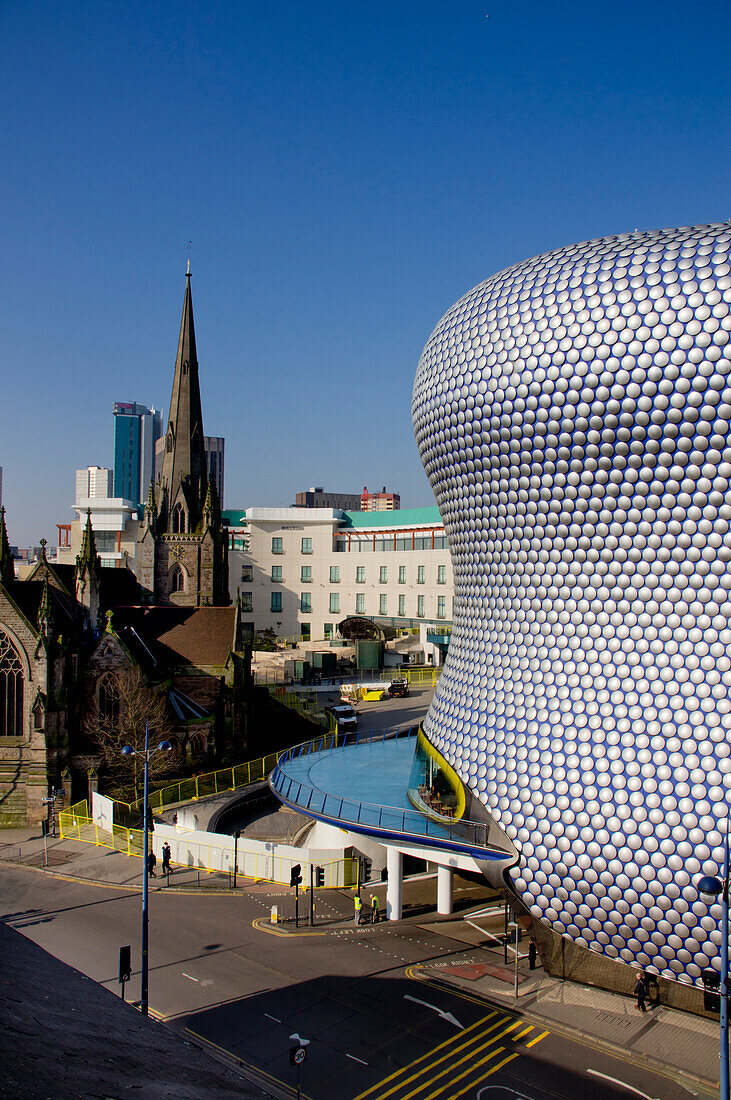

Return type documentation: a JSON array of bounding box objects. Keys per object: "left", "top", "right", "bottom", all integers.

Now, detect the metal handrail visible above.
[{"left": 270, "top": 726, "right": 508, "bottom": 857}]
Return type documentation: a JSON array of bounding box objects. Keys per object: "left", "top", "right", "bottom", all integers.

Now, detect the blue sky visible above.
[{"left": 2, "top": 0, "right": 730, "bottom": 546}]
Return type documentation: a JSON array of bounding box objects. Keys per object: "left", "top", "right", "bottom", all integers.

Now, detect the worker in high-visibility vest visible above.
[
  {"left": 370, "top": 894, "right": 380, "bottom": 923},
  {"left": 354, "top": 894, "right": 363, "bottom": 925}
]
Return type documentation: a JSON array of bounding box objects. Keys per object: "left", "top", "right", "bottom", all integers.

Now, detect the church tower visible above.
[{"left": 138, "top": 267, "right": 229, "bottom": 606}]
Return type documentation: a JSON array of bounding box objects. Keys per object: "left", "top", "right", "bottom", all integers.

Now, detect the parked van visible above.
[{"left": 324, "top": 704, "right": 358, "bottom": 732}]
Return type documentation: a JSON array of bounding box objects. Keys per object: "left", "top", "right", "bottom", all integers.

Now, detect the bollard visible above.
[{"left": 271, "top": 905, "right": 278, "bottom": 924}]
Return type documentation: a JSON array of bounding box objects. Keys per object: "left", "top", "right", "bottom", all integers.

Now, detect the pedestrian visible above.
[
  {"left": 147, "top": 850, "right": 157, "bottom": 878},
  {"left": 354, "top": 894, "right": 363, "bottom": 925},
  {"left": 161, "top": 842, "right": 172, "bottom": 875},
  {"left": 634, "top": 971, "right": 647, "bottom": 1013},
  {"left": 528, "top": 939, "right": 537, "bottom": 971},
  {"left": 370, "top": 894, "right": 380, "bottom": 924}
]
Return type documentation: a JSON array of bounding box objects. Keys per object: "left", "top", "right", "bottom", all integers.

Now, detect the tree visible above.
[
  {"left": 253, "top": 628, "right": 278, "bottom": 652},
  {"left": 85, "top": 667, "right": 179, "bottom": 799}
]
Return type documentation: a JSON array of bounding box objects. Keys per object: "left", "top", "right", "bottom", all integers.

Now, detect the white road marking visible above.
[
  {"left": 182, "top": 973, "right": 199, "bottom": 982},
  {"left": 404, "top": 994, "right": 464, "bottom": 1029},
  {"left": 346, "top": 1053, "right": 369, "bottom": 1065},
  {"left": 587, "top": 1070, "right": 660, "bottom": 1100},
  {"left": 264, "top": 1013, "right": 282, "bottom": 1023}
]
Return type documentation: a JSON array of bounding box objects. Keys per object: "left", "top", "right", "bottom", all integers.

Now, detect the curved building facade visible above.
[{"left": 413, "top": 224, "right": 731, "bottom": 985}]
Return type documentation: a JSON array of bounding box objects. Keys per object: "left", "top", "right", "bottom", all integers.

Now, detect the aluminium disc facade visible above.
[{"left": 413, "top": 223, "right": 731, "bottom": 984}]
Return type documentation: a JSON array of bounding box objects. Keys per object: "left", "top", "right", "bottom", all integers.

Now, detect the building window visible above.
[
  {"left": 437, "top": 565, "right": 447, "bottom": 585},
  {"left": 271, "top": 592, "right": 283, "bottom": 612},
  {"left": 379, "top": 594, "right": 387, "bottom": 615},
  {"left": 241, "top": 592, "right": 253, "bottom": 612},
  {"left": 300, "top": 592, "right": 312, "bottom": 613},
  {"left": 398, "top": 566, "right": 406, "bottom": 584},
  {"left": 272, "top": 537, "right": 283, "bottom": 554},
  {"left": 241, "top": 566, "right": 253, "bottom": 582},
  {"left": 417, "top": 565, "right": 425, "bottom": 584},
  {"left": 398, "top": 594, "right": 406, "bottom": 616},
  {"left": 97, "top": 672, "right": 119, "bottom": 728},
  {"left": 172, "top": 503, "right": 186, "bottom": 533},
  {"left": 170, "top": 565, "right": 185, "bottom": 593},
  {"left": 2, "top": 639, "right": 28, "bottom": 737},
  {"left": 356, "top": 566, "right": 365, "bottom": 583},
  {"left": 301, "top": 537, "right": 312, "bottom": 555},
  {"left": 437, "top": 596, "right": 446, "bottom": 619},
  {"left": 300, "top": 622, "right": 311, "bottom": 641},
  {"left": 324, "top": 623, "right": 333, "bottom": 639},
  {"left": 301, "top": 565, "right": 312, "bottom": 583},
  {"left": 330, "top": 566, "right": 340, "bottom": 583},
  {"left": 379, "top": 566, "right": 388, "bottom": 583},
  {"left": 356, "top": 593, "right": 365, "bottom": 614},
  {"left": 271, "top": 565, "right": 283, "bottom": 582},
  {"left": 417, "top": 595, "right": 425, "bottom": 617},
  {"left": 329, "top": 593, "right": 340, "bottom": 614}
]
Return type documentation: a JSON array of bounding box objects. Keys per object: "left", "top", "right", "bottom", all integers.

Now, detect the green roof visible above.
[
  {"left": 222, "top": 506, "right": 443, "bottom": 529},
  {"left": 340, "top": 507, "right": 441, "bottom": 529},
  {"left": 222, "top": 509, "right": 248, "bottom": 525}
]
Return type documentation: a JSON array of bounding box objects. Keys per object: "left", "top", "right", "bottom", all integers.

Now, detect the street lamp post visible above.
[
  {"left": 699, "top": 813, "right": 731, "bottom": 1100},
  {"left": 233, "top": 829, "right": 241, "bottom": 889},
  {"left": 121, "top": 722, "right": 171, "bottom": 1017},
  {"left": 507, "top": 920, "right": 520, "bottom": 999}
]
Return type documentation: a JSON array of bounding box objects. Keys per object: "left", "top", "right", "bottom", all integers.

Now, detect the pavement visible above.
[{"left": 0, "top": 827, "right": 722, "bottom": 1099}]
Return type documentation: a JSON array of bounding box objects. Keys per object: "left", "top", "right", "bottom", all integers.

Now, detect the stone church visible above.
[{"left": 0, "top": 270, "right": 241, "bottom": 827}]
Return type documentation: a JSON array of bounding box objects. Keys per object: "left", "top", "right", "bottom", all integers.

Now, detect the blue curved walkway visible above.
[{"left": 270, "top": 734, "right": 509, "bottom": 860}]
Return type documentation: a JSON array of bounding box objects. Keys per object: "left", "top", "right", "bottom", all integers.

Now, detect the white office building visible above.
[
  {"left": 225, "top": 506, "right": 453, "bottom": 645},
  {"left": 57, "top": 467, "right": 140, "bottom": 569}
]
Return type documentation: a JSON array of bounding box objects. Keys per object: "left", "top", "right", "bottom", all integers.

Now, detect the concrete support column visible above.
[
  {"left": 437, "top": 864, "right": 454, "bottom": 915},
  {"left": 386, "top": 847, "right": 403, "bottom": 921}
]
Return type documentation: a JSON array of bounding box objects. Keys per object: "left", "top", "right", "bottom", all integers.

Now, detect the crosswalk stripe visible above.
[{"left": 525, "top": 1030, "right": 549, "bottom": 1048}]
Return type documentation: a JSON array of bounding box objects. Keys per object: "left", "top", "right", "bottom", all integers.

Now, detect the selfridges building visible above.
[{"left": 413, "top": 223, "right": 731, "bottom": 987}]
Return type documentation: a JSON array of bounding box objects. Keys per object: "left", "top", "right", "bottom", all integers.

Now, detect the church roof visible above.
[
  {"left": 1, "top": 578, "right": 78, "bottom": 635},
  {"left": 112, "top": 606, "right": 238, "bottom": 671}
]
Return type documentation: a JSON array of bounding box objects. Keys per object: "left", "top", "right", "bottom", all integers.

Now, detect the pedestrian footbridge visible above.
[{"left": 269, "top": 728, "right": 514, "bottom": 920}]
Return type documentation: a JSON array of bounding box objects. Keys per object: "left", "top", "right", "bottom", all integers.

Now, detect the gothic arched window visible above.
[
  {"left": 172, "top": 503, "right": 186, "bottom": 533},
  {"left": 0, "top": 631, "right": 23, "bottom": 737},
  {"left": 170, "top": 565, "right": 185, "bottom": 593},
  {"left": 98, "top": 673, "right": 120, "bottom": 727}
]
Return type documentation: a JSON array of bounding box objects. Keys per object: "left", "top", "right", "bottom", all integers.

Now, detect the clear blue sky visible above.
[{"left": 2, "top": 0, "right": 730, "bottom": 546}]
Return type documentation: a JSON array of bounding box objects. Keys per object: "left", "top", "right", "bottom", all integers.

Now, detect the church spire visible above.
[
  {"left": 158, "top": 267, "right": 208, "bottom": 533},
  {"left": 76, "top": 510, "right": 99, "bottom": 575},
  {"left": 0, "top": 507, "right": 14, "bottom": 587}
]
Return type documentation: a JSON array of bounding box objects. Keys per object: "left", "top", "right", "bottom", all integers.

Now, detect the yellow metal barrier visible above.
[
  {"left": 59, "top": 800, "right": 357, "bottom": 885},
  {"left": 107, "top": 751, "right": 283, "bottom": 828},
  {"left": 379, "top": 668, "right": 437, "bottom": 686}
]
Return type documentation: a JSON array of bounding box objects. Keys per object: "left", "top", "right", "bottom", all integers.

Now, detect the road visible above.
[{"left": 0, "top": 865, "right": 703, "bottom": 1100}]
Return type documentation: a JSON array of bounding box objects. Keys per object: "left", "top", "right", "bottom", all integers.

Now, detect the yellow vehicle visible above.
[{"left": 362, "top": 688, "right": 387, "bottom": 701}]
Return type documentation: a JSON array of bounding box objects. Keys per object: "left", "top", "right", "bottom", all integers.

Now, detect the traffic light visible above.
[
  {"left": 315, "top": 866, "right": 325, "bottom": 887},
  {"left": 290, "top": 863, "right": 302, "bottom": 887},
  {"left": 119, "top": 945, "right": 132, "bottom": 984},
  {"left": 360, "top": 857, "right": 372, "bottom": 884},
  {"left": 702, "top": 968, "right": 721, "bottom": 1013},
  {"left": 142, "top": 805, "right": 154, "bottom": 832}
]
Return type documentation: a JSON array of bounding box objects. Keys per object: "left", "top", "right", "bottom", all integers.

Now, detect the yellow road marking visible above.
[
  {"left": 353, "top": 1012, "right": 501, "bottom": 1099},
  {"left": 440, "top": 1048, "right": 520, "bottom": 1100},
  {"left": 525, "top": 1029, "right": 549, "bottom": 1047},
  {"left": 445, "top": 1051, "right": 521, "bottom": 1100},
  {"left": 361, "top": 1017, "right": 525, "bottom": 1100},
  {"left": 252, "top": 916, "right": 327, "bottom": 937},
  {"left": 512, "top": 1025, "right": 535, "bottom": 1042},
  {"left": 415, "top": 1046, "right": 508, "bottom": 1100}
]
